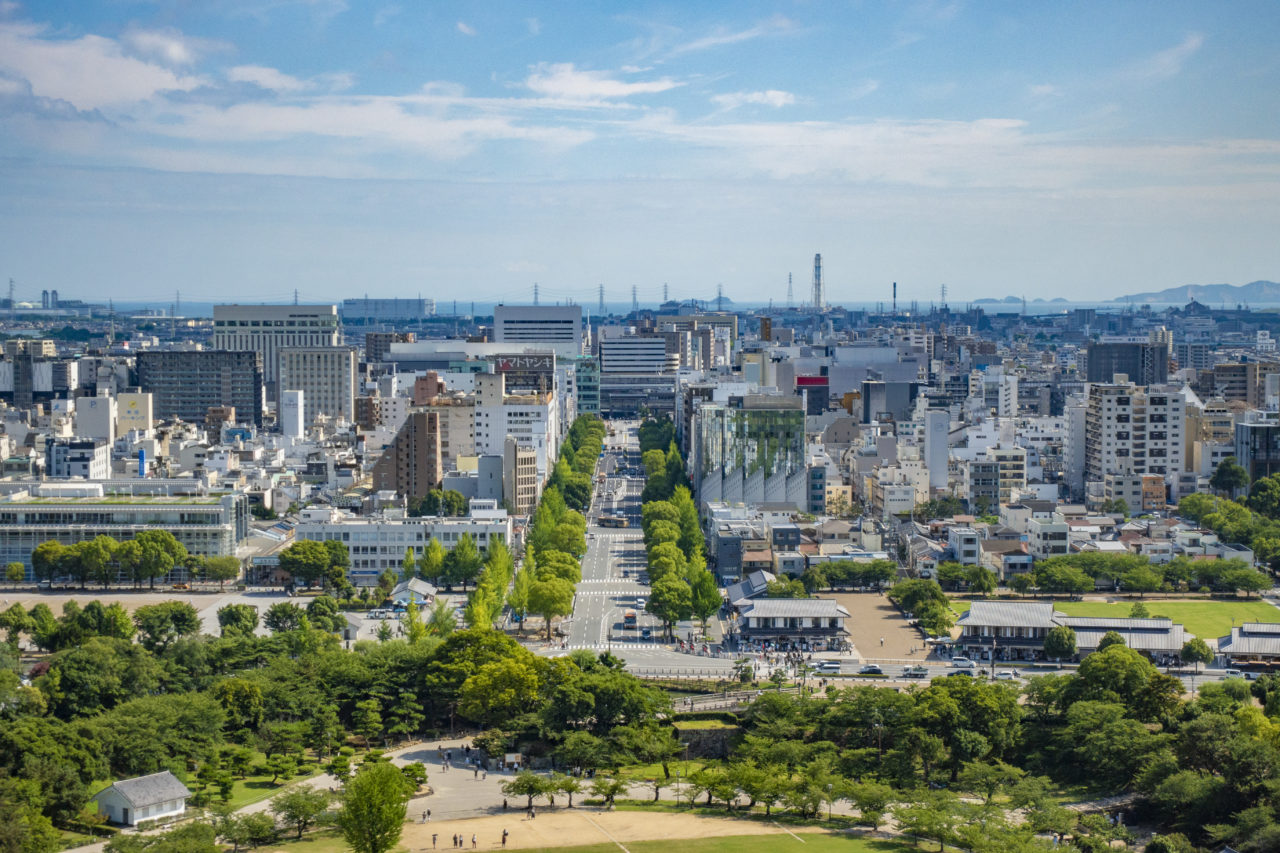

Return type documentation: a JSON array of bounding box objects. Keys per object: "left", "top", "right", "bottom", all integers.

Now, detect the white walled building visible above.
[
  {"left": 1084, "top": 382, "right": 1186, "bottom": 494},
  {"left": 281, "top": 390, "right": 305, "bottom": 438},
  {"left": 278, "top": 347, "right": 356, "bottom": 426},
  {"left": 294, "top": 501, "right": 513, "bottom": 586},
  {"left": 213, "top": 305, "right": 341, "bottom": 386},
  {"left": 473, "top": 373, "right": 558, "bottom": 482},
  {"left": 493, "top": 305, "right": 583, "bottom": 354}
]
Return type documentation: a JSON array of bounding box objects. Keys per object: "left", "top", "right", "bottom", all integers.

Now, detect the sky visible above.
[{"left": 1, "top": 1, "right": 1279, "bottom": 308}]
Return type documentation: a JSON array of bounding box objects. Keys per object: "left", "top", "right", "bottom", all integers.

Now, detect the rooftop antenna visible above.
[
  {"left": 631, "top": 284, "right": 638, "bottom": 314},
  {"left": 716, "top": 282, "right": 724, "bottom": 312},
  {"left": 533, "top": 283, "right": 539, "bottom": 306},
  {"left": 598, "top": 283, "right": 605, "bottom": 316},
  {"left": 787, "top": 273, "right": 793, "bottom": 309}
]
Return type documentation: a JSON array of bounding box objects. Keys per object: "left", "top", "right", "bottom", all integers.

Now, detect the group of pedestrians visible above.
[{"left": 430, "top": 830, "right": 508, "bottom": 849}]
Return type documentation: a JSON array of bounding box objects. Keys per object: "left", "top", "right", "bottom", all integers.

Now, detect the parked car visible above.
[
  {"left": 950, "top": 657, "right": 976, "bottom": 669},
  {"left": 859, "top": 664, "right": 883, "bottom": 675}
]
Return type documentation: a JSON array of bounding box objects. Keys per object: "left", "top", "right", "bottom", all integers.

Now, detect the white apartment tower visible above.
[
  {"left": 213, "top": 305, "right": 341, "bottom": 387},
  {"left": 1084, "top": 383, "right": 1185, "bottom": 491}
]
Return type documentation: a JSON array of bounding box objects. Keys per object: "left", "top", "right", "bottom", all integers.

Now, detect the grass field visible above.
[{"left": 948, "top": 597, "right": 1279, "bottom": 639}]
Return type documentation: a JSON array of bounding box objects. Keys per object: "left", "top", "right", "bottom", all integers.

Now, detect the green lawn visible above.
[
  {"left": 672, "top": 720, "right": 739, "bottom": 730},
  {"left": 948, "top": 597, "right": 1279, "bottom": 640}
]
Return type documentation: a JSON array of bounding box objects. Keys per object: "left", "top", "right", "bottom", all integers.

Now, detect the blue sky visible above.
[{"left": 1, "top": 1, "right": 1278, "bottom": 307}]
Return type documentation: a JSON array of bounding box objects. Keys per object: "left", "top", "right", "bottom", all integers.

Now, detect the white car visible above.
[
  {"left": 950, "top": 657, "right": 976, "bottom": 669},
  {"left": 994, "top": 670, "right": 1019, "bottom": 681}
]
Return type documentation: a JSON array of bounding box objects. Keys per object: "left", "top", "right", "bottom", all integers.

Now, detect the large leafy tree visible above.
[
  {"left": 647, "top": 576, "right": 692, "bottom": 640},
  {"left": 336, "top": 761, "right": 412, "bottom": 853},
  {"left": 132, "top": 602, "right": 201, "bottom": 652},
  {"left": 528, "top": 577, "right": 575, "bottom": 641},
  {"left": 278, "top": 540, "right": 331, "bottom": 589},
  {"left": 1210, "top": 456, "right": 1250, "bottom": 497}
]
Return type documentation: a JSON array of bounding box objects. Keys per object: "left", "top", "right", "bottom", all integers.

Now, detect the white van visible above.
[{"left": 814, "top": 660, "right": 843, "bottom": 674}]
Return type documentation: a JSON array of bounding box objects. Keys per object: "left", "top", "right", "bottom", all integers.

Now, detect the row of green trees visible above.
[
  {"left": 547, "top": 415, "right": 607, "bottom": 510},
  {"left": 636, "top": 422, "right": 719, "bottom": 638},
  {"left": 1020, "top": 552, "right": 1270, "bottom": 597},
  {"left": 28, "top": 531, "right": 239, "bottom": 590},
  {"left": 1182, "top": 488, "right": 1280, "bottom": 572},
  {"left": 503, "top": 415, "right": 606, "bottom": 640}
]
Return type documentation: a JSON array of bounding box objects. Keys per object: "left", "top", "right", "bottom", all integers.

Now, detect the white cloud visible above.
[
  {"left": 526, "top": 18, "right": 541, "bottom": 36},
  {"left": 372, "top": 5, "right": 400, "bottom": 27},
  {"left": 0, "top": 21, "right": 206, "bottom": 110},
  {"left": 524, "top": 63, "right": 681, "bottom": 101},
  {"left": 711, "top": 90, "right": 794, "bottom": 110},
  {"left": 669, "top": 16, "right": 793, "bottom": 56},
  {"left": 1028, "top": 83, "right": 1060, "bottom": 98},
  {"left": 121, "top": 26, "right": 226, "bottom": 67},
  {"left": 456, "top": 21, "right": 476, "bottom": 36},
  {"left": 0, "top": 2, "right": 20, "bottom": 17},
  {"left": 1131, "top": 33, "right": 1203, "bottom": 82},
  {"left": 227, "top": 65, "right": 307, "bottom": 92}
]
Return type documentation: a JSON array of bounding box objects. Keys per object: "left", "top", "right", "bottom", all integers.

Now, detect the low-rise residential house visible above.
[
  {"left": 390, "top": 578, "right": 437, "bottom": 606},
  {"left": 93, "top": 771, "right": 191, "bottom": 827}
]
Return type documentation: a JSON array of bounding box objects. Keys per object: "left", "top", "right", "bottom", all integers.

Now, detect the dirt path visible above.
[{"left": 400, "top": 809, "right": 825, "bottom": 851}]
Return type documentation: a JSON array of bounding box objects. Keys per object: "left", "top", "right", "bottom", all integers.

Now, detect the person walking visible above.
[
  {"left": 472, "top": 834, "right": 477, "bottom": 849},
  {"left": 432, "top": 834, "right": 437, "bottom": 849},
  {"left": 502, "top": 829, "right": 509, "bottom": 847}
]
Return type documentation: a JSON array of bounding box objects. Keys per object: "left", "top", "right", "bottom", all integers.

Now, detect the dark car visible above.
[{"left": 946, "top": 670, "right": 973, "bottom": 677}]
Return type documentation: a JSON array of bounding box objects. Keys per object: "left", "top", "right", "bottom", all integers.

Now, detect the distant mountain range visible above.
[{"left": 1110, "top": 280, "right": 1280, "bottom": 303}]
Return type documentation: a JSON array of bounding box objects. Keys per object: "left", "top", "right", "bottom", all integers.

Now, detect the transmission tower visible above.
[
  {"left": 7, "top": 278, "right": 13, "bottom": 320},
  {"left": 787, "top": 274, "right": 793, "bottom": 309},
  {"left": 940, "top": 284, "right": 947, "bottom": 307},
  {"left": 294, "top": 288, "right": 299, "bottom": 305},
  {"left": 598, "top": 283, "right": 605, "bottom": 315},
  {"left": 631, "top": 285, "right": 638, "bottom": 314},
  {"left": 533, "top": 283, "right": 539, "bottom": 306},
  {"left": 716, "top": 283, "right": 724, "bottom": 312},
  {"left": 663, "top": 282, "right": 668, "bottom": 303}
]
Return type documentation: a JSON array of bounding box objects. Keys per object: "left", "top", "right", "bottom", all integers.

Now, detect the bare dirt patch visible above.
[
  {"left": 401, "top": 809, "right": 824, "bottom": 850},
  {"left": 827, "top": 592, "right": 932, "bottom": 662}
]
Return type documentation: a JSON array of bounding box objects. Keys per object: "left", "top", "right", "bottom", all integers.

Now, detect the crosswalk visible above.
[{"left": 564, "top": 642, "right": 663, "bottom": 651}]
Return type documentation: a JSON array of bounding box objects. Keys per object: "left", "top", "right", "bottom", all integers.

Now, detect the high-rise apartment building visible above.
[
  {"left": 372, "top": 410, "right": 442, "bottom": 499},
  {"left": 473, "top": 373, "right": 558, "bottom": 482},
  {"left": 137, "top": 350, "right": 265, "bottom": 427},
  {"left": 1084, "top": 383, "right": 1185, "bottom": 488},
  {"left": 213, "top": 305, "right": 340, "bottom": 387},
  {"left": 278, "top": 347, "right": 357, "bottom": 426}
]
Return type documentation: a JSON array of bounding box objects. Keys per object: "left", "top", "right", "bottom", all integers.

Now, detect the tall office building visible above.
[
  {"left": 137, "top": 350, "right": 265, "bottom": 427},
  {"left": 278, "top": 347, "right": 357, "bottom": 426},
  {"left": 365, "top": 332, "right": 416, "bottom": 364},
  {"left": 691, "top": 395, "right": 807, "bottom": 505},
  {"left": 372, "top": 410, "right": 443, "bottom": 499},
  {"left": 213, "top": 305, "right": 340, "bottom": 387},
  {"left": 492, "top": 305, "right": 583, "bottom": 353},
  {"left": 1085, "top": 342, "right": 1169, "bottom": 385}
]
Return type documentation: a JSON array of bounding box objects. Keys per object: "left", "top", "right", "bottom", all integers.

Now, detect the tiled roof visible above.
[
  {"left": 741, "top": 598, "right": 850, "bottom": 618},
  {"left": 106, "top": 772, "right": 191, "bottom": 808},
  {"left": 957, "top": 601, "right": 1059, "bottom": 629}
]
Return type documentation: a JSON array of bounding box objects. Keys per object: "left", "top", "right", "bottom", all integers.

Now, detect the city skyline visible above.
[{"left": 2, "top": 1, "right": 1279, "bottom": 304}]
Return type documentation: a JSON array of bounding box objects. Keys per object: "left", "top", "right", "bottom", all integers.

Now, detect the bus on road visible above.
[{"left": 599, "top": 515, "right": 629, "bottom": 527}]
